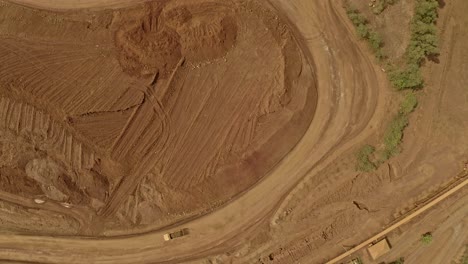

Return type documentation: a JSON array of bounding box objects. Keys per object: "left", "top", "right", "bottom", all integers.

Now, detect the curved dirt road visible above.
[{"left": 0, "top": 0, "right": 389, "bottom": 263}]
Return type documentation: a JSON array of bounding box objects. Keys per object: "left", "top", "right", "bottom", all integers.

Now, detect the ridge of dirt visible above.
[
  {"left": 0, "top": 0, "right": 316, "bottom": 236},
  {"left": 0, "top": 0, "right": 465, "bottom": 263}
]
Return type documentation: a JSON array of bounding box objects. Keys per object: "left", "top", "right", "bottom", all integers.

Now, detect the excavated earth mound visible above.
[{"left": 0, "top": 0, "right": 316, "bottom": 235}]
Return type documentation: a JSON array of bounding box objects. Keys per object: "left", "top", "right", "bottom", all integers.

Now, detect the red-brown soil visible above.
[
  {"left": 0, "top": 0, "right": 466, "bottom": 263},
  {"left": 0, "top": 0, "right": 316, "bottom": 235}
]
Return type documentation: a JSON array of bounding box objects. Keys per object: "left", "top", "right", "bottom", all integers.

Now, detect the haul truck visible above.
[{"left": 163, "top": 228, "right": 189, "bottom": 241}]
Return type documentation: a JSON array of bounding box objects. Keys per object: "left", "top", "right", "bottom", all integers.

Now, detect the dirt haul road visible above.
[
  {"left": 326, "top": 172, "right": 468, "bottom": 264},
  {"left": 0, "top": 0, "right": 389, "bottom": 263}
]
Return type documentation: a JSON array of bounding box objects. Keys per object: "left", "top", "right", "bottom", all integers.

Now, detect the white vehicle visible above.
[{"left": 34, "top": 198, "right": 46, "bottom": 204}]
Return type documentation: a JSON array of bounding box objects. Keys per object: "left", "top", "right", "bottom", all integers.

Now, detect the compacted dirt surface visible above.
[
  {"left": 0, "top": 0, "right": 466, "bottom": 263},
  {"left": 0, "top": 0, "right": 316, "bottom": 235}
]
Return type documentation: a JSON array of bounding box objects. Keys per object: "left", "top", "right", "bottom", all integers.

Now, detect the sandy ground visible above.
[
  {"left": 0, "top": 0, "right": 466, "bottom": 263},
  {"left": 0, "top": 0, "right": 316, "bottom": 235},
  {"left": 372, "top": 186, "right": 468, "bottom": 264}
]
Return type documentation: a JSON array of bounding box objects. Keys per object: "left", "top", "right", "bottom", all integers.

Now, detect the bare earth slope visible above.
[
  {"left": 0, "top": 0, "right": 316, "bottom": 235},
  {"left": 0, "top": 0, "right": 466, "bottom": 263},
  {"left": 0, "top": 0, "right": 388, "bottom": 262},
  {"left": 0, "top": 0, "right": 387, "bottom": 262}
]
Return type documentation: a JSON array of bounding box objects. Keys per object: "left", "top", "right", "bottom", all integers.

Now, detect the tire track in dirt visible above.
[
  {"left": 268, "top": 0, "right": 381, "bottom": 225},
  {"left": 0, "top": 97, "right": 98, "bottom": 230},
  {"left": 93, "top": 0, "right": 316, "bottom": 226},
  {"left": 325, "top": 171, "right": 468, "bottom": 264},
  {"left": 100, "top": 86, "right": 172, "bottom": 217},
  {"left": 0, "top": 190, "right": 84, "bottom": 230},
  {"left": 3, "top": 0, "right": 314, "bottom": 234},
  {"left": 100, "top": 58, "right": 185, "bottom": 217},
  {"left": 396, "top": 1, "right": 456, "bottom": 172},
  {"left": 0, "top": 0, "right": 387, "bottom": 263},
  {"left": 236, "top": 0, "right": 390, "bottom": 262}
]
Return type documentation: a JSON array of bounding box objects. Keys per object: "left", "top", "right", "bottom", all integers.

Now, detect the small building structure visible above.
[{"left": 367, "top": 237, "right": 391, "bottom": 260}]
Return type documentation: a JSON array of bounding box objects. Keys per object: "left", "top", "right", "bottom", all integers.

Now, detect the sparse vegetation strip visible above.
[
  {"left": 346, "top": 7, "right": 385, "bottom": 60},
  {"left": 389, "top": 0, "right": 439, "bottom": 90},
  {"left": 346, "top": 0, "right": 439, "bottom": 171},
  {"left": 371, "top": 0, "right": 398, "bottom": 15}
]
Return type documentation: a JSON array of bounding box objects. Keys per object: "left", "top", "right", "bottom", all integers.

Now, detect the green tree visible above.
[
  {"left": 357, "top": 24, "right": 370, "bottom": 39},
  {"left": 373, "top": 0, "right": 386, "bottom": 14},
  {"left": 414, "top": 0, "right": 439, "bottom": 24},
  {"left": 356, "top": 145, "right": 377, "bottom": 172},
  {"left": 399, "top": 92, "right": 418, "bottom": 114},
  {"left": 372, "top": 0, "right": 399, "bottom": 15},
  {"left": 389, "top": 64, "right": 424, "bottom": 90},
  {"left": 389, "top": 0, "right": 439, "bottom": 91},
  {"left": 382, "top": 114, "right": 409, "bottom": 159},
  {"left": 421, "top": 232, "right": 433, "bottom": 245},
  {"left": 347, "top": 9, "right": 367, "bottom": 26},
  {"left": 408, "top": 21, "right": 439, "bottom": 64},
  {"left": 389, "top": 257, "right": 405, "bottom": 264},
  {"left": 345, "top": 6, "right": 385, "bottom": 60},
  {"left": 369, "top": 31, "right": 383, "bottom": 51}
]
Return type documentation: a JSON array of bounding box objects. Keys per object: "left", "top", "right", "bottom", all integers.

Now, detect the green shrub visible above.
[
  {"left": 389, "top": 63, "right": 424, "bottom": 90},
  {"left": 357, "top": 24, "right": 370, "bottom": 38},
  {"left": 389, "top": 0, "right": 439, "bottom": 90},
  {"left": 462, "top": 246, "right": 468, "bottom": 264},
  {"left": 375, "top": 49, "right": 385, "bottom": 60},
  {"left": 369, "top": 32, "right": 383, "bottom": 50},
  {"left": 345, "top": 7, "right": 385, "bottom": 59},
  {"left": 421, "top": 232, "right": 433, "bottom": 245},
  {"left": 356, "top": 145, "right": 377, "bottom": 172},
  {"left": 380, "top": 92, "right": 418, "bottom": 161},
  {"left": 369, "top": 31, "right": 385, "bottom": 59},
  {"left": 408, "top": 21, "right": 439, "bottom": 64},
  {"left": 399, "top": 92, "right": 418, "bottom": 114},
  {"left": 373, "top": 0, "right": 386, "bottom": 14},
  {"left": 347, "top": 9, "right": 367, "bottom": 26},
  {"left": 351, "top": 258, "right": 363, "bottom": 264},
  {"left": 414, "top": 0, "right": 439, "bottom": 24},
  {"left": 406, "top": 0, "right": 439, "bottom": 65},
  {"left": 372, "top": 0, "right": 399, "bottom": 15},
  {"left": 352, "top": 0, "right": 438, "bottom": 166},
  {"left": 389, "top": 258, "right": 405, "bottom": 264},
  {"left": 382, "top": 113, "right": 409, "bottom": 159}
]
